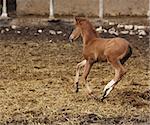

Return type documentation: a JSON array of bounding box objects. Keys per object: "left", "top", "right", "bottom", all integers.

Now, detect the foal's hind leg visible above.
[
  {"left": 75, "top": 60, "right": 86, "bottom": 92},
  {"left": 102, "top": 59, "right": 126, "bottom": 99}
]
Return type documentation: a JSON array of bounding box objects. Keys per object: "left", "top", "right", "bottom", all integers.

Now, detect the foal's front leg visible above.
[
  {"left": 83, "top": 60, "right": 93, "bottom": 94},
  {"left": 75, "top": 60, "right": 86, "bottom": 92}
]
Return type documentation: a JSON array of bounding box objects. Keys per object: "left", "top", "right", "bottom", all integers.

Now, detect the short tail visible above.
[{"left": 120, "top": 45, "right": 132, "bottom": 65}]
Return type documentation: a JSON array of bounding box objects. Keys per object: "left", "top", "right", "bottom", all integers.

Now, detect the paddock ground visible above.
[{"left": 0, "top": 18, "right": 149, "bottom": 125}]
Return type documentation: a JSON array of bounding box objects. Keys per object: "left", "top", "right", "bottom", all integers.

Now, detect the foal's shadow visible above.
[
  {"left": 85, "top": 91, "right": 106, "bottom": 103},
  {"left": 78, "top": 113, "right": 103, "bottom": 125}
]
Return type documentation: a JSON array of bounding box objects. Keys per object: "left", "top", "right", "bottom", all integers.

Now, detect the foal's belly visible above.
[
  {"left": 97, "top": 55, "right": 107, "bottom": 62},
  {"left": 83, "top": 51, "right": 107, "bottom": 63}
]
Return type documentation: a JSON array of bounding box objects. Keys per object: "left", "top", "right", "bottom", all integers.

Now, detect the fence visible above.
[{"left": 0, "top": 0, "right": 150, "bottom": 19}]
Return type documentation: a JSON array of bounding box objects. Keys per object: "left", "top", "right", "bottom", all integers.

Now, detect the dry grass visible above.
[
  {"left": 0, "top": 36, "right": 149, "bottom": 125},
  {"left": 0, "top": 18, "right": 149, "bottom": 124}
]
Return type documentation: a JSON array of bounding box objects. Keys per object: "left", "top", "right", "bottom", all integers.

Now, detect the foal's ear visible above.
[
  {"left": 75, "top": 17, "right": 85, "bottom": 24},
  {"left": 75, "top": 17, "right": 81, "bottom": 24}
]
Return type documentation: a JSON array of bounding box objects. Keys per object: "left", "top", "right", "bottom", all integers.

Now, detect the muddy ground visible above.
[{"left": 0, "top": 18, "right": 149, "bottom": 125}]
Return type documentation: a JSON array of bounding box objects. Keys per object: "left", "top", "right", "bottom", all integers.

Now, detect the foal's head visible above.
[
  {"left": 69, "top": 17, "right": 97, "bottom": 42},
  {"left": 69, "top": 17, "right": 85, "bottom": 42}
]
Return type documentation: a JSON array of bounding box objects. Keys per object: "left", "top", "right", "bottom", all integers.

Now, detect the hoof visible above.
[
  {"left": 100, "top": 97, "right": 105, "bottom": 102},
  {"left": 75, "top": 82, "right": 79, "bottom": 93},
  {"left": 75, "top": 88, "right": 79, "bottom": 93}
]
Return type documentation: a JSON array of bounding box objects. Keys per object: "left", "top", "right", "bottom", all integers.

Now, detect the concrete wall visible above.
[
  {"left": 54, "top": 0, "right": 99, "bottom": 17},
  {"left": 16, "top": 0, "right": 49, "bottom": 16},
  {"left": 16, "top": 0, "right": 149, "bottom": 17},
  {"left": 104, "top": 0, "right": 149, "bottom": 16}
]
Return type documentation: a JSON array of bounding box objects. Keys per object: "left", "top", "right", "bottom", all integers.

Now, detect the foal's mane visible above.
[{"left": 86, "top": 21, "right": 98, "bottom": 37}]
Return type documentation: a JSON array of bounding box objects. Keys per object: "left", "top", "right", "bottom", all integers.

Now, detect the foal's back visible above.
[{"left": 83, "top": 37, "right": 130, "bottom": 62}]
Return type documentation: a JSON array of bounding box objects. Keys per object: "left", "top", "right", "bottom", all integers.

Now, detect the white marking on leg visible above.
[
  {"left": 74, "top": 69, "right": 79, "bottom": 84},
  {"left": 104, "top": 87, "right": 113, "bottom": 97},
  {"left": 103, "top": 79, "right": 116, "bottom": 92},
  {"left": 74, "top": 60, "right": 86, "bottom": 83},
  {"left": 85, "top": 82, "right": 92, "bottom": 94}
]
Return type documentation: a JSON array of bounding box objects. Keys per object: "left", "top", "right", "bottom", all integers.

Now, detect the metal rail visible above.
[
  {"left": 49, "top": 0, "right": 54, "bottom": 19},
  {"left": 1, "top": 0, "right": 8, "bottom": 18},
  {"left": 99, "top": 0, "right": 103, "bottom": 19}
]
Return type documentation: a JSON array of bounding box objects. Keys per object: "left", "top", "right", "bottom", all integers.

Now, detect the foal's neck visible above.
[{"left": 81, "top": 27, "right": 98, "bottom": 45}]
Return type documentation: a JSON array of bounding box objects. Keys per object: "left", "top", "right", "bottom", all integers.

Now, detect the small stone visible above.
[
  {"left": 57, "top": 31, "right": 63, "bottom": 34},
  {"left": 1, "top": 30, "right": 4, "bottom": 34},
  {"left": 96, "top": 26, "right": 103, "bottom": 32},
  {"left": 103, "top": 29, "right": 107, "bottom": 33},
  {"left": 137, "top": 26, "right": 145, "bottom": 30},
  {"left": 138, "top": 30, "right": 146, "bottom": 36},
  {"left": 108, "top": 27, "right": 118, "bottom": 35},
  {"left": 124, "top": 25, "right": 133, "bottom": 30},
  {"left": 120, "top": 31, "right": 129, "bottom": 34},
  {"left": 129, "top": 30, "right": 135, "bottom": 35},
  {"left": 5, "top": 28, "right": 9, "bottom": 32},
  {"left": 109, "top": 22, "right": 115, "bottom": 26},
  {"left": 117, "top": 24, "right": 124, "bottom": 28},
  {"left": 49, "top": 30, "right": 56, "bottom": 35},
  {"left": 38, "top": 29, "right": 42, "bottom": 33},
  {"left": 108, "top": 27, "right": 115, "bottom": 32},
  {"left": 114, "top": 31, "right": 119, "bottom": 36},
  {"left": 17, "top": 31, "right": 21, "bottom": 34},
  {"left": 134, "top": 25, "right": 138, "bottom": 30},
  {"left": 49, "top": 40, "right": 53, "bottom": 43},
  {"left": 11, "top": 25, "right": 17, "bottom": 29},
  {"left": 139, "top": 36, "right": 143, "bottom": 38},
  {"left": 134, "top": 25, "right": 145, "bottom": 30}
]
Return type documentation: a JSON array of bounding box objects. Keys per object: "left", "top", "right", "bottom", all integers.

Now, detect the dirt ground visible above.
[{"left": 0, "top": 17, "right": 149, "bottom": 125}]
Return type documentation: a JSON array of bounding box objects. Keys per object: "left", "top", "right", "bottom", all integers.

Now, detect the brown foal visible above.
[{"left": 69, "top": 17, "right": 132, "bottom": 100}]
